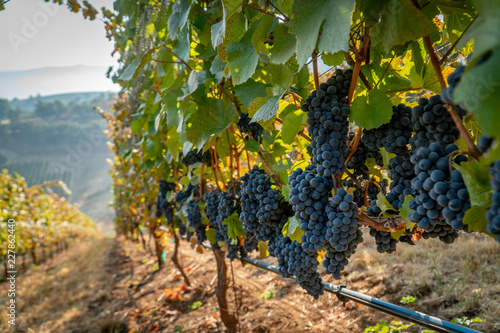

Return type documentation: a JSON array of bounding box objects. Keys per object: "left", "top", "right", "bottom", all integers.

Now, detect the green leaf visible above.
[
  {"left": 210, "top": 55, "right": 226, "bottom": 84},
  {"left": 321, "top": 51, "right": 345, "bottom": 66},
  {"left": 399, "top": 195, "right": 415, "bottom": 229},
  {"left": 211, "top": 1, "right": 226, "bottom": 49},
  {"left": 283, "top": 216, "right": 304, "bottom": 242},
  {"left": 281, "top": 109, "right": 304, "bottom": 144},
  {"left": 233, "top": 80, "right": 270, "bottom": 107},
  {"left": 245, "top": 139, "right": 266, "bottom": 153},
  {"left": 289, "top": 0, "right": 355, "bottom": 67},
  {"left": 253, "top": 16, "right": 274, "bottom": 55},
  {"left": 168, "top": 0, "right": 193, "bottom": 39},
  {"left": 223, "top": 211, "right": 246, "bottom": 239},
  {"left": 410, "top": 40, "right": 425, "bottom": 77},
  {"left": 370, "top": 0, "right": 436, "bottom": 53},
  {"left": 282, "top": 184, "right": 292, "bottom": 201},
  {"left": 453, "top": 158, "right": 492, "bottom": 207},
  {"left": 250, "top": 94, "right": 283, "bottom": 123},
  {"left": 185, "top": 99, "right": 238, "bottom": 148},
  {"left": 350, "top": 89, "right": 393, "bottom": 130},
  {"left": 131, "top": 120, "right": 141, "bottom": 134},
  {"left": 206, "top": 228, "right": 218, "bottom": 245},
  {"left": 118, "top": 59, "right": 141, "bottom": 81},
  {"left": 163, "top": 89, "right": 184, "bottom": 131},
  {"left": 270, "top": 23, "right": 297, "bottom": 64},
  {"left": 179, "top": 70, "right": 199, "bottom": 100},
  {"left": 463, "top": 206, "right": 492, "bottom": 236},
  {"left": 454, "top": 49, "right": 500, "bottom": 139},
  {"left": 226, "top": 42, "right": 259, "bottom": 85},
  {"left": 218, "top": 12, "right": 246, "bottom": 61}
]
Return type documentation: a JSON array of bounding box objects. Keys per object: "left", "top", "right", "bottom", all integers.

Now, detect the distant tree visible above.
[
  {"left": 0, "top": 99, "right": 12, "bottom": 120},
  {"left": 35, "top": 100, "right": 66, "bottom": 118},
  {"left": 8, "top": 108, "right": 21, "bottom": 123}
]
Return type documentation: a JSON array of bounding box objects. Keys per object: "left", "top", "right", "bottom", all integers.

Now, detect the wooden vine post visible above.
[{"left": 212, "top": 248, "right": 238, "bottom": 333}]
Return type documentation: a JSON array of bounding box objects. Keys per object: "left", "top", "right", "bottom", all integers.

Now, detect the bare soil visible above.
[{"left": 1, "top": 232, "right": 498, "bottom": 333}]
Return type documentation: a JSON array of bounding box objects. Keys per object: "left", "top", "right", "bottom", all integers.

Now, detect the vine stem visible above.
[
  {"left": 445, "top": 105, "right": 481, "bottom": 160},
  {"left": 423, "top": 36, "right": 447, "bottom": 90},
  {"left": 357, "top": 211, "right": 407, "bottom": 232},
  {"left": 344, "top": 51, "right": 372, "bottom": 90},
  {"left": 226, "top": 129, "right": 237, "bottom": 196},
  {"left": 214, "top": 139, "right": 228, "bottom": 191},
  {"left": 161, "top": 44, "right": 193, "bottom": 71},
  {"left": 312, "top": 51, "right": 320, "bottom": 90},
  {"left": 210, "top": 148, "right": 222, "bottom": 192},
  {"left": 265, "top": 0, "right": 289, "bottom": 21},
  {"left": 242, "top": 3, "right": 283, "bottom": 21},
  {"left": 192, "top": 5, "right": 216, "bottom": 23},
  {"left": 257, "top": 152, "right": 284, "bottom": 188},
  {"left": 234, "top": 143, "right": 241, "bottom": 179},
  {"left": 200, "top": 161, "right": 205, "bottom": 198},
  {"left": 343, "top": 169, "right": 361, "bottom": 187},
  {"left": 344, "top": 128, "right": 362, "bottom": 167}
]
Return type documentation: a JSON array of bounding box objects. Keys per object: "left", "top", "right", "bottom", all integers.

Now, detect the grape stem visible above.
[
  {"left": 257, "top": 152, "right": 284, "bottom": 188},
  {"left": 312, "top": 51, "right": 320, "bottom": 90},
  {"left": 358, "top": 211, "right": 407, "bottom": 232},
  {"left": 265, "top": 0, "right": 289, "bottom": 22},
  {"left": 161, "top": 44, "right": 193, "bottom": 71},
  {"left": 242, "top": 3, "right": 283, "bottom": 21},
  {"left": 445, "top": 104, "right": 481, "bottom": 160},
  {"left": 192, "top": 5, "right": 217, "bottom": 23},
  {"left": 344, "top": 127, "right": 362, "bottom": 166},
  {"left": 423, "top": 36, "right": 447, "bottom": 89}
]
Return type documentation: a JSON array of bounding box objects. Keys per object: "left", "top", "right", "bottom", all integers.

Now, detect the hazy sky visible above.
[{"left": 0, "top": 0, "right": 119, "bottom": 98}]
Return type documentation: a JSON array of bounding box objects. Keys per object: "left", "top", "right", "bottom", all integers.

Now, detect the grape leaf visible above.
[
  {"left": 118, "top": 59, "right": 141, "bottom": 81},
  {"left": 453, "top": 158, "right": 492, "bottom": 207},
  {"left": 168, "top": 0, "right": 193, "bottom": 40},
  {"left": 281, "top": 109, "right": 304, "bottom": 144},
  {"left": 252, "top": 16, "right": 274, "bottom": 55},
  {"left": 211, "top": 1, "right": 226, "bottom": 49},
  {"left": 370, "top": 0, "right": 436, "bottom": 53},
  {"left": 249, "top": 94, "right": 283, "bottom": 123},
  {"left": 185, "top": 99, "right": 237, "bottom": 148},
  {"left": 206, "top": 228, "right": 218, "bottom": 245},
  {"left": 223, "top": 211, "right": 246, "bottom": 239},
  {"left": 270, "top": 23, "right": 297, "bottom": 64},
  {"left": 350, "top": 89, "right": 393, "bottom": 130},
  {"left": 258, "top": 241, "right": 269, "bottom": 258},
  {"left": 233, "top": 80, "right": 270, "bottom": 107},
  {"left": 321, "top": 51, "right": 345, "bottom": 66},
  {"left": 454, "top": 49, "right": 500, "bottom": 139},
  {"left": 245, "top": 139, "right": 266, "bottom": 153},
  {"left": 289, "top": 0, "right": 355, "bottom": 67},
  {"left": 283, "top": 216, "right": 304, "bottom": 242},
  {"left": 399, "top": 195, "right": 415, "bottom": 229},
  {"left": 463, "top": 205, "right": 493, "bottom": 236},
  {"left": 226, "top": 42, "right": 259, "bottom": 85},
  {"left": 282, "top": 184, "right": 292, "bottom": 201}
]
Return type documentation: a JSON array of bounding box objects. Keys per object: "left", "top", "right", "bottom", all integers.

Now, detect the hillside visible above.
[
  {"left": 0, "top": 65, "right": 119, "bottom": 100},
  {"left": 9, "top": 91, "right": 116, "bottom": 112}
]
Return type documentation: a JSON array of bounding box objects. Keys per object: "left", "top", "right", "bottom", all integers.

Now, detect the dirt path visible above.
[{"left": 0, "top": 233, "right": 497, "bottom": 333}]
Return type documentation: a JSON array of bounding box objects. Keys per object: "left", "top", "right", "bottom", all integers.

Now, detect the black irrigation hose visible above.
[{"left": 202, "top": 243, "right": 483, "bottom": 333}]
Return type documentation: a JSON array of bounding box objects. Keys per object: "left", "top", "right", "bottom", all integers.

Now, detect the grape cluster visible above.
[
  {"left": 486, "top": 161, "right": 500, "bottom": 242},
  {"left": 216, "top": 191, "right": 244, "bottom": 260},
  {"left": 186, "top": 199, "right": 206, "bottom": 244},
  {"left": 386, "top": 153, "right": 415, "bottom": 210},
  {"left": 175, "top": 184, "right": 199, "bottom": 206},
  {"left": 302, "top": 69, "right": 353, "bottom": 177},
  {"left": 240, "top": 166, "right": 289, "bottom": 240},
  {"left": 237, "top": 113, "right": 264, "bottom": 143},
  {"left": 323, "top": 188, "right": 363, "bottom": 278},
  {"left": 410, "top": 95, "right": 460, "bottom": 149},
  {"left": 276, "top": 236, "right": 324, "bottom": 299},
  {"left": 362, "top": 103, "right": 413, "bottom": 154},
  {"left": 369, "top": 228, "right": 397, "bottom": 253},
  {"left": 288, "top": 167, "right": 332, "bottom": 252},
  {"left": 181, "top": 149, "right": 213, "bottom": 167},
  {"left": 156, "top": 180, "right": 176, "bottom": 219},
  {"left": 408, "top": 143, "right": 470, "bottom": 234},
  {"left": 421, "top": 221, "right": 459, "bottom": 244},
  {"left": 203, "top": 191, "right": 220, "bottom": 230}
]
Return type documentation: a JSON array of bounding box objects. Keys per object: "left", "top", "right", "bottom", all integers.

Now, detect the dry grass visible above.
[
  {"left": 0, "top": 238, "right": 114, "bottom": 333},
  {"left": 342, "top": 232, "right": 500, "bottom": 332}
]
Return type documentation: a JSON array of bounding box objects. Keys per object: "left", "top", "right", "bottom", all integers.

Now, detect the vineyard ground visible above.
[{"left": 0, "top": 233, "right": 498, "bottom": 333}]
